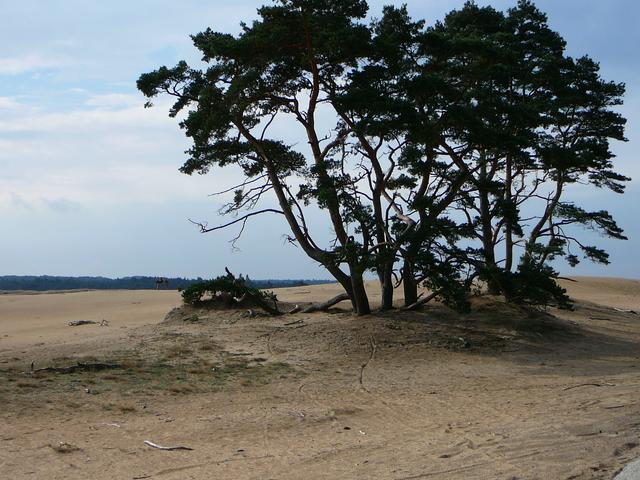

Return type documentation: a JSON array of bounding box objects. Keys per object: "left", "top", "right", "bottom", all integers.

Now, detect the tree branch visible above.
[{"left": 189, "top": 209, "right": 284, "bottom": 234}]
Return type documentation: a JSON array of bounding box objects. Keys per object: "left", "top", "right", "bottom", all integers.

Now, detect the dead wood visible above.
[
  {"left": 286, "top": 305, "right": 301, "bottom": 314},
  {"left": 300, "top": 293, "right": 349, "bottom": 313},
  {"left": 143, "top": 440, "right": 193, "bottom": 451},
  {"left": 399, "top": 291, "right": 440, "bottom": 311},
  {"left": 614, "top": 308, "right": 638, "bottom": 315},
  {"left": 563, "top": 382, "right": 615, "bottom": 391},
  {"left": 68, "top": 319, "right": 109, "bottom": 327},
  {"left": 284, "top": 319, "right": 304, "bottom": 326},
  {"left": 68, "top": 320, "right": 97, "bottom": 326},
  {"left": 358, "top": 337, "right": 377, "bottom": 390},
  {"left": 225, "top": 267, "right": 282, "bottom": 315}
]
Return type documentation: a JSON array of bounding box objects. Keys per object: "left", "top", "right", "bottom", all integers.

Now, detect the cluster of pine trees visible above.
[{"left": 138, "top": 0, "right": 628, "bottom": 315}]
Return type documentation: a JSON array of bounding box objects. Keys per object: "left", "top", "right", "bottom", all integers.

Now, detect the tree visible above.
[
  {"left": 408, "top": 0, "right": 629, "bottom": 306},
  {"left": 139, "top": 0, "right": 628, "bottom": 313},
  {"left": 139, "top": 0, "right": 379, "bottom": 314}
]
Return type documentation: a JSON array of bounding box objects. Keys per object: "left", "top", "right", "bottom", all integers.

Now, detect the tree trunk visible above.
[
  {"left": 349, "top": 270, "right": 371, "bottom": 315},
  {"left": 378, "top": 262, "right": 394, "bottom": 310},
  {"left": 504, "top": 155, "right": 514, "bottom": 273},
  {"left": 478, "top": 163, "right": 502, "bottom": 296},
  {"left": 402, "top": 259, "right": 418, "bottom": 307}
]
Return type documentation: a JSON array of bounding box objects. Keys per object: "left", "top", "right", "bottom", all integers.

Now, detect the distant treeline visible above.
[{"left": 0, "top": 275, "right": 333, "bottom": 292}]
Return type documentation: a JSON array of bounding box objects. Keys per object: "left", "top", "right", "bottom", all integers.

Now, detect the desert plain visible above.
[{"left": 1, "top": 277, "right": 639, "bottom": 479}]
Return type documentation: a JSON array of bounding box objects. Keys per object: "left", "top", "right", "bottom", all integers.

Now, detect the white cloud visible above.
[
  {"left": 0, "top": 96, "right": 245, "bottom": 213},
  {"left": 0, "top": 161, "right": 237, "bottom": 212},
  {"left": 0, "top": 96, "right": 24, "bottom": 110},
  {"left": 0, "top": 53, "right": 65, "bottom": 75},
  {"left": 84, "top": 93, "right": 141, "bottom": 109}
]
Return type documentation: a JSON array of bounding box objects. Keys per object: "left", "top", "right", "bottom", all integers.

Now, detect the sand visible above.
[
  {"left": 0, "top": 289, "right": 181, "bottom": 350},
  {"left": 1, "top": 277, "right": 639, "bottom": 479}
]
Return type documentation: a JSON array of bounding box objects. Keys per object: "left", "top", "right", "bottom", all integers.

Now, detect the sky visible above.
[{"left": 0, "top": 0, "right": 638, "bottom": 280}]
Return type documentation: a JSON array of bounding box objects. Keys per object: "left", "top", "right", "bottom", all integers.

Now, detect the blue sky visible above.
[{"left": 1, "top": 1, "right": 638, "bottom": 279}]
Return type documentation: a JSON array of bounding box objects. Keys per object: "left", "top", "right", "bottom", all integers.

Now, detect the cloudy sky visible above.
[{"left": 1, "top": 0, "right": 638, "bottom": 279}]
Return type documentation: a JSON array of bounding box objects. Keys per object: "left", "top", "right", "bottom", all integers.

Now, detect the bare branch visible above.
[
  {"left": 188, "top": 209, "right": 284, "bottom": 234},
  {"left": 208, "top": 174, "right": 269, "bottom": 197}
]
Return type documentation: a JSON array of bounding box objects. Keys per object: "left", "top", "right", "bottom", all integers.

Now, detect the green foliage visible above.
[
  {"left": 181, "top": 275, "right": 277, "bottom": 309},
  {"left": 399, "top": 0, "right": 628, "bottom": 305},
  {"left": 138, "top": 0, "right": 628, "bottom": 316},
  {"left": 505, "top": 262, "right": 572, "bottom": 309}
]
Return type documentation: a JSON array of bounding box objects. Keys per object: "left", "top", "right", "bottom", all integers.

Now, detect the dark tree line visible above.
[
  {"left": 138, "top": 0, "right": 628, "bottom": 315},
  {"left": 0, "top": 276, "right": 329, "bottom": 292}
]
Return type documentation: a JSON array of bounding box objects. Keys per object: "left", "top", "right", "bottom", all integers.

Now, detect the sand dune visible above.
[
  {"left": 1, "top": 276, "right": 639, "bottom": 352},
  {"left": 0, "top": 289, "right": 180, "bottom": 351},
  {"left": 1, "top": 277, "right": 639, "bottom": 479},
  {"left": 559, "top": 276, "right": 640, "bottom": 310}
]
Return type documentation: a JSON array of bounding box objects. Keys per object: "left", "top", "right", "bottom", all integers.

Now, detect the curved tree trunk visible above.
[
  {"left": 402, "top": 259, "right": 418, "bottom": 307},
  {"left": 349, "top": 270, "right": 371, "bottom": 315}
]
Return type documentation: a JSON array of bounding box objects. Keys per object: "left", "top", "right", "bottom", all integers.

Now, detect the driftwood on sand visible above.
[{"left": 143, "top": 440, "right": 193, "bottom": 451}]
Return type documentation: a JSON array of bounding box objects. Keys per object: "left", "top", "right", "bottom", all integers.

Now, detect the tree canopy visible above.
[{"left": 138, "top": 0, "right": 628, "bottom": 315}]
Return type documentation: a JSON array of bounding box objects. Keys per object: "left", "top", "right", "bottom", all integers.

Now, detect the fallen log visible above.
[{"left": 300, "top": 293, "right": 350, "bottom": 313}]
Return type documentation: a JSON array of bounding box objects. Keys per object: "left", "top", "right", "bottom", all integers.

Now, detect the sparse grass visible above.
[
  {"left": 118, "top": 402, "right": 137, "bottom": 413},
  {"left": 49, "top": 442, "right": 81, "bottom": 454},
  {"left": 15, "top": 380, "right": 40, "bottom": 389},
  {"left": 163, "top": 343, "right": 193, "bottom": 359},
  {"left": 0, "top": 331, "right": 297, "bottom": 414},
  {"left": 471, "top": 298, "right": 573, "bottom": 336}
]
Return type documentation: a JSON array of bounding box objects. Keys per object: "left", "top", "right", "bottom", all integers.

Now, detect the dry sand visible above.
[
  {"left": 0, "top": 277, "right": 639, "bottom": 479},
  {"left": 0, "top": 289, "right": 181, "bottom": 350}
]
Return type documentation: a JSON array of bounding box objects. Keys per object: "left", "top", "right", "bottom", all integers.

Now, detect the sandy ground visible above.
[
  {"left": 1, "top": 278, "right": 639, "bottom": 479},
  {"left": 0, "top": 289, "right": 181, "bottom": 351}
]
